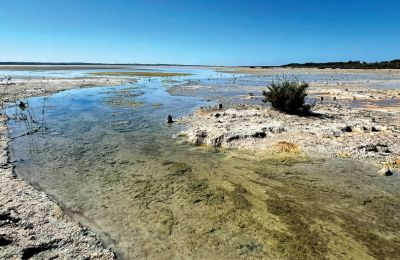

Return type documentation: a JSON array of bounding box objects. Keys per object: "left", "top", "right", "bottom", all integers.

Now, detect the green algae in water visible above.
[
  {"left": 103, "top": 97, "right": 144, "bottom": 108},
  {"left": 266, "top": 194, "right": 327, "bottom": 260},
  {"left": 152, "top": 103, "right": 162, "bottom": 109}
]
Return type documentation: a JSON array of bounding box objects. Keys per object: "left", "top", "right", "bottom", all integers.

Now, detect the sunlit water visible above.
[{"left": 6, "top": 68, "right": 400, "bottom": 259}]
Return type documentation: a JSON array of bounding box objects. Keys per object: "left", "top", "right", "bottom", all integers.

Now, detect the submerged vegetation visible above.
[
  {"left": 262, "top": 80, "right": 311, "bottom": 114},
  {"left": 89, "top": 71, "right": 192, "bottom": 77},
  {"left": 103, "top": 97, "right": 144, "bottom": 108}
]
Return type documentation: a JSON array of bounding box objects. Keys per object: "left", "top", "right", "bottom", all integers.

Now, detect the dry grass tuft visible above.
[
  {"left": 336, "top": 151, "right": 352, "bottom": 158},
  {"left": 272, "top": 141, "right": 300, "bottom": 154},
  {"left": 381, "top": 156, "right": 400, "bottom": 169}
]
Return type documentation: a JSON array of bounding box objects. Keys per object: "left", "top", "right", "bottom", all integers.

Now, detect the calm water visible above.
[{"left": 6, "top": 68, "right": 399, "bottom": 259}]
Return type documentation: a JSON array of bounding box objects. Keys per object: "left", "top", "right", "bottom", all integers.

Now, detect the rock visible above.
[
  {"left": 358, "top": 143, "right": 389, "bottom": 153},
  {"left": 378, "top": 167, "right": 393, "bottom": 176},
  {"left": 371, "top": 125, "right": 386, "bottom": 132},
  {"left": 252, "top": 132, "right": 266, "bottom": 138},
  {"left": 342, "top": 125, "right": 353, "bottom": 132},
  {"left": 226, "top": 134, "right": 240, "bottom": 142}
]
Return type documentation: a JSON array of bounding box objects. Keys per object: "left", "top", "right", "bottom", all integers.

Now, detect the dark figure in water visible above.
[
  {"left": 320, "top": 96, "right": 324, "bottom": 103},
  {"left": 167, "top": 115, "right": 174, "bottom": 124},
  {"left": 18, "top": 101, "right": 27, "bottom": 110},
  {"left": 219, "top": 104, "right": 223, "bottom": 110}
]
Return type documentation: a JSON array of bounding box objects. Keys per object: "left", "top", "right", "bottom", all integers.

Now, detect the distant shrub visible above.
[{"left": 262, "top": 80, "right": 310, "bottom": 114}]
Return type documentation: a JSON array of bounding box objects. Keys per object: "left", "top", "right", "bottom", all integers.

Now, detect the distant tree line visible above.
[
  {"left": 281, "top": 60, "right": 400, "bottom": 69},
  {"left": 247, "top": 60, "right": 400, "bottom": 69}
]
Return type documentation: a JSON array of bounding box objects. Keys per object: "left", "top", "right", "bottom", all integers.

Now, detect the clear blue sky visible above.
[{"left": 1, "top": 0, "right": 399, "bottom": 66}]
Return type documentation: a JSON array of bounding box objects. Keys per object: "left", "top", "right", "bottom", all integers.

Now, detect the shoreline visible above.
[
  {"left": 177, "top": 103, "right": 399, "bottom": 172},
  {"left": 0, "top": 77, "right": 131, "bottom": 259}
]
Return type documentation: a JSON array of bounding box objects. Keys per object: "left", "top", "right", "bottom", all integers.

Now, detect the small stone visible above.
[{"left": 342, "top": 125, "right": 353, "bottom": 132}]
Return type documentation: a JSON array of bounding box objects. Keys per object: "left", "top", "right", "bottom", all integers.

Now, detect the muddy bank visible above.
[{"left": 0, "top": 78, "right": 131, "bottom": 259}]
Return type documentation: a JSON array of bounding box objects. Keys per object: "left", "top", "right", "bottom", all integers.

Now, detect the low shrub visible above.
[{"left": 262, "top": 80, "right": 311, "bottom": 114}]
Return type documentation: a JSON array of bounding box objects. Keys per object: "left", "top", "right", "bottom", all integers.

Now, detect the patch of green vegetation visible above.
[
  {"left": 262, "top": 79, "right": 312, "bottom": 114},
  {"left": 152, "top": 103, "right": 162, "bottom": 109},
  {"left": 266, "top": 194, "right": 327, "bottom": 260},
  {"left": 162, "top": 160, "right": 192, "bottom": 176},
  {"left": 162, "top": 78, "right": 180, "bottom": 83},
  {"left": 186, "top": 178, "right": 225, "bottom": 205},
  {"left": 221, "top": 183, "right": 252, "bottom": 210},
  {"left": 257, "top": 155, "right": 311, "bottom": 168},
  {"left": 117, "top": 89, "right": 144, "bottom": 97},
  {"left": 104, "top": 97, "right": 144, "bottom": 108},
  {"left": 89, "top": 71, "right": 192, "bottom": 77}
]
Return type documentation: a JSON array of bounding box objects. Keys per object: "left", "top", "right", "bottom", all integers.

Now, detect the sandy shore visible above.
[{"left": 0, "top": 77, "right": 131, "bottom": 259}]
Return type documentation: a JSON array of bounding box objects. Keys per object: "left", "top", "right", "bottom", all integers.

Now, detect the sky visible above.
[{"left": 0, "top": 0, "right": 399, "bottom": 66}]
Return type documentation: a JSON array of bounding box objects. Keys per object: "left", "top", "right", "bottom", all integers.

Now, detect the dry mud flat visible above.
[{"left": 0, "top": 78, "right": 130, "bottom": 259}]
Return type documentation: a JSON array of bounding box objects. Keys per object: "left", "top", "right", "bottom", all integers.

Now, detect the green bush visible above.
[{"left": 262, "top": 80, "right": 310, "bottom": 114}]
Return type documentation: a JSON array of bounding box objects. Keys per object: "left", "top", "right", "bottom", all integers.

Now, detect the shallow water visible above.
[
  {"left": 0, "top": 66, "right": 231, "bottom": 79},
  {"left": 7, "top": 68, "right": 400, "bottom": 259}
]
